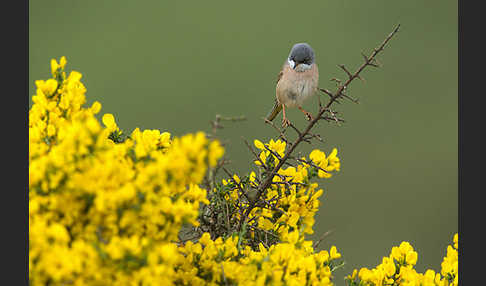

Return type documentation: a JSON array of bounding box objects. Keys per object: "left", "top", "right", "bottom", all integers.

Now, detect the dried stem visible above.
[{"left": 312, "top": 229, "right": 334, "bottom": 249}]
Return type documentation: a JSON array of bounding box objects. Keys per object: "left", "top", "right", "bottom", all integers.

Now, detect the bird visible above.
[{"left": 266, "top": 43, "right": 319, "bottom": 128}]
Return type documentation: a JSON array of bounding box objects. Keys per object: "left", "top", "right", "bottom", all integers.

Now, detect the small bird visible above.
[{"left": 266, "top": 43, "right": 319, "bottom": 127}]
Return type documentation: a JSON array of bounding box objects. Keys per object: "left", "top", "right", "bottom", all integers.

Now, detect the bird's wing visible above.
[
  {"left": 276, "top": 69, "right": 284, "bottom": 85},
  {"left": 266, "top": 98, "right": 282, "bottom": 121},
  {"left": 265, "top": 67, "right": 285, "bottom": 121}
]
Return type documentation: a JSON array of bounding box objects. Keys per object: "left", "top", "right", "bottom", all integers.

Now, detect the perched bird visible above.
[{"left": 266, "top": 43, "right": 319, "bottom": 127}]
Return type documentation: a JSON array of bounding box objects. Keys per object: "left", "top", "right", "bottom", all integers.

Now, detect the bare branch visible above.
[
  {"left": 338, "top": 64, "right": 353, "bottom": 79},
  {"left": 341, "top": 94, "right": 360, "bottom": 104},
  {"left": 287, "top": 122, "right": 303, "bottom": 137},
  {"left": 319, "top": 88, "right": 341, "bottom": 104},
  {"left": 263, "top": 117, "right": 289, "bottom": 143},
  {"left": 303, "top": 132, "right": 324, "bottom": 143},
  {"left": 313, "top": 229, "right": 334, "bottom": 249},
  {"left": 210, "top": 114, "right": 246, "bottom": 135},
  {"left": 319, "top": 88, "right": 334, "bottom": 97},
  {"left": 221, "top": 166, "right": 252, "bottom": 203}
]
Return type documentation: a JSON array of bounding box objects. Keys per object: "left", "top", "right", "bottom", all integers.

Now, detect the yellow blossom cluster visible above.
[
  {"left": 253, "top": 139, "right": 340, "bottom": 179},
  {"left": 345, "top": 233, "right": 459, "bottom": 286},
  {"left": 29, "top": 57, "right": 225, "bottom": 285},
  {"left": 247, "top": 139, "right": 340, "bottom": 239},
  {"left": 175, "top": 231, "right": 341, "bottom": 286},
  {"left": 29, "top": 57, "right": 345, "bottom": 285},
  {"left": 198, "top": 138, "right": 344, "bottom": 285},
  {"left": 29, "top": 56, "right": 454, "bottom": 286}
]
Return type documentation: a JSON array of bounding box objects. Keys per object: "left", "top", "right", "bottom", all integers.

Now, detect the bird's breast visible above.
[{"left": 276, "top": 63, "right": 319, "bottom": 108}]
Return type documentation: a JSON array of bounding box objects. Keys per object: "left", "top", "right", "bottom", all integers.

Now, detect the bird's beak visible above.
[{"left": 293, "top": 62, "right": 300, "bottom": 70}]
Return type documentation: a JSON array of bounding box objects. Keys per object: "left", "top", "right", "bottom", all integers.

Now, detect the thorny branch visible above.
[
  {"left": 239, "top": 24, "right": 401, "bottom": 230},
  {"left": 194, "top": 24, "right": 400, "bottom": 246},
  {"left": 209, "top": 114, "right": 246, "bottom": 136}
]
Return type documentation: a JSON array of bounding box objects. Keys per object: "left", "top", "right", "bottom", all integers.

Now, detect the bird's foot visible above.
[
  {"left": 282, "top": 118, "right": 291, "bottom": 128},
  {"left": 304, "top": 111, "right": 313, "bottom": 121},
  {"left": 298, "top": 106, "right": 313, "bottom": 121}
]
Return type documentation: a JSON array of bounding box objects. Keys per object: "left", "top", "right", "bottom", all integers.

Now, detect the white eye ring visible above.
[{"left": 288, "top": 59, "right": 295, "bottom": 69}]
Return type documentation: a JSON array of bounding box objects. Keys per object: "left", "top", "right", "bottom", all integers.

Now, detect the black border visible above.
[
  {"left": 459, "top": 0, "right": 480, "bottom": 285},
  {"left": 5, "top": 0, "right": 28, "bottom": 284}
]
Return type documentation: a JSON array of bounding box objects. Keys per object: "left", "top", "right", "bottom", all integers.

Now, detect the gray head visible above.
[{"left": 287, "top": 43, "right": 315, "bottom": 70}]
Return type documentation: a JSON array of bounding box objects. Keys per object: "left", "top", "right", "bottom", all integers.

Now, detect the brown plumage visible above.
[{"left": 266, "top": 47, "right": 319, "bottom": 127}]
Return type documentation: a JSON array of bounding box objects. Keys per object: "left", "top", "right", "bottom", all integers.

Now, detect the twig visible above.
[
  {"left": 210, "top": 114, "right": 246, "bottom": 134},
  {"left": 319, "top": 88, "right": 341, "bottom": 104},
  {"left": 327, "top": 109, "right": 342, "bottom": 126},
  {"left": 263, "top": 117, "right": 289, "bottom": 143},
  {"left": 312, "top": 229, "right": 334, "bottom": 249},
  {"left": 338, "top": 64, "right": 353, "bottom": 79},
  {"left": 263, "top": 144, "right": 283, "bottom": 161},
  {"left": 287, "top": 122, "right": 303, "bottom": 137},
  {"left": 221, "top": 166, "right": 252, "bottom": 203},
  {"left": 293, "top": 157, "right": 331, "bottom": 175},
  {"left": 242, "top": 137, "right": 268, "bottom": 170}
]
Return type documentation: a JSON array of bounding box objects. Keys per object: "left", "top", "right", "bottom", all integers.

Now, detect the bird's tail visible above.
[{"left": 265, "top": 100, "right": 282, "bottom": 121}]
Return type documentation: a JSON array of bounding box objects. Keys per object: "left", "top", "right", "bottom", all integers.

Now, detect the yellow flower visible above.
[
  {"left": 309, "top": 149, "right": 327, "bottom": 166},
  {"left": 254, "top": 139, "right": 265, "bottom": 150},
  {"left": 102, "top": 113, "right": 118, "bottom": 133},
  {"left": 253, "top": 139, "right": 287, "bottom": 167},
  {"left": 199, "top": 232, "right": 212, "bottom": 246},
  {"left": 399, "top": 241, "right": 413, "bottom": 253},
  {"left": 391, "top": 246, "right": 401, "bottom": 261},
  {"left": 59, "top": 56, "right": 67, "bottom": 69},
  {"left": 347, "top": 269, "right": 358, "bottom": 280},
  {"left": 249, "top": 171, "right": 257, "bottom": 186},
  {"left": 90, "top": 101, "right": 102, "bottom": 114},
  {"left": 36, "top": 79, "right": 58, "bottom": 96},
  {"left": 258, "top": 217, "right": 274, "bottom": 231},
  {"left": 330, "top": 246, "right": 341, "bottom": 260},
  {"left": 51, "top": 59, "right": 59, "bottom": 75},
  {"left": 268, "top": 139, "right": 286, "bottom": 157},
  {"left": 406, "top": 250, "right": 418, "bottom": 266},
  {"left": 318, "top": 169, "right": 332, "bottom": 179},
  {"left": 382, "top": 257, "right": 396, "bottom": 277},
  {"left": 309, "top": 149, "right": 332, "bottom": 178},
  {"left": 325, "top": 148, "right": 340, "bottom": 172},
  {"left": 287, "top": 212, "right": 300, "bottom": 228},
  {"left": 66, "top": 70, "right": 82, "bottom": 83},
  {"left": 47, "top": 124, "right": 56, "bottom": 137}
]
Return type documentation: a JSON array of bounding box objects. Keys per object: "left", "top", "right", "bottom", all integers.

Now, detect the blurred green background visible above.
[{"left": 29, "top": 0, "right": 457, "bottom": 283}]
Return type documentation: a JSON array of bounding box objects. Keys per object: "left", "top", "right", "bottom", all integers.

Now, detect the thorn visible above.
[
  {"left": 367, "top": 62, "right": 380, "bottom": 68},
  {"left": 338, "top": 64, "right": 353, "bottom": 79},
  {"left": 361, "top": 51, "right": 369, "bottom": 63},
  {"left": 356, "top": 75, "right": 366, "bottom": 83},
  {"left": 330, "top": 78, "right": 342, "bottom": 86},
  {"left": 319, "top": 88, "right": 333, "bottom": 98},
  {"left": 342, "top": 94, "right": 360, "bottom": 104},
  {"left": 374, "top": 58, "right": 382, "bottom": 67}
]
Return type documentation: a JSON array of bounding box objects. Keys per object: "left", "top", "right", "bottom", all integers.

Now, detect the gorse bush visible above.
[
  {"left": 29, "top": 57, "right": 341, "bottom": 285},
  {"left": 29, "top": 57, "right": 222, "bottom": 285},
  {"left": 29, "top": 56, "right": 457, "bottom": 285},
  {"left": 345, "top": 234, "right": 458, "bottom": 286}
]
